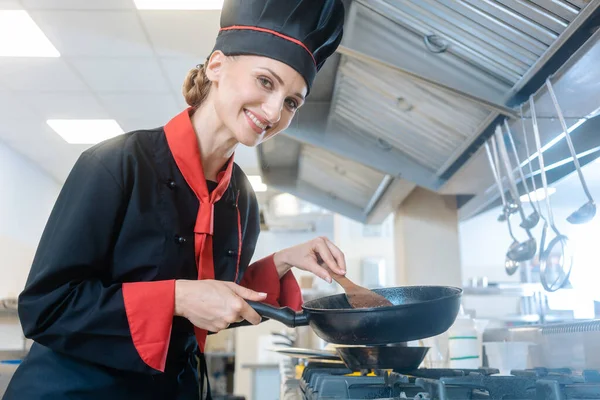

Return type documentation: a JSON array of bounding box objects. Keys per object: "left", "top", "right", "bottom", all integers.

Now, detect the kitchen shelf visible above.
[
  {"left": 462, "top": 283, "right": 572, "bottom": 297},
  {"left": 204, "top": 352, "right": 235, "bottom": 357},
  {"left": 0, "top": 309, "right": 18, "bottom": 317}
]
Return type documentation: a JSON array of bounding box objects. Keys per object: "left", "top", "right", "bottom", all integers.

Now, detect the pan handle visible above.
[
  {"left": 224, "top": 302, "right": 309, "bottom": 330},
  {"left": 247, "top": 301, "right": 309, "bottom": 327}
]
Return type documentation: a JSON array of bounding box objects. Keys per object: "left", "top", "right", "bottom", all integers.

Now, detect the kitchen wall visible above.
[
  {"left": 394, "top": 188, "right": 462, "bottom": 287},
  {"left": 0, "top": 141, "right": 61, "bottom": 350},
  {"left": 459, "top": 202, "right": 600, "bottom": 319},
  {"left": 460, "top": 159, "right": 600, "bottom": 317},
  {"left": 386, "top": 183, "right": 597, "bottom": 323},
  {"left": 333, "top": 213, "right": 396, "bottom": 288},
  {"left": 251, "top": 213, "right": 336, "bottom": 291}
]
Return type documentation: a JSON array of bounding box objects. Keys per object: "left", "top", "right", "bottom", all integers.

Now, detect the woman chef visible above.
[{"left": 3, "top": 0, "right": 345, "bottom": 399}]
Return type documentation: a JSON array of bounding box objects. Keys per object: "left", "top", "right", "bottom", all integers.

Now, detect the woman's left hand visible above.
[{"left": 273, "top": 236, "right": 346, "bottom": 283}]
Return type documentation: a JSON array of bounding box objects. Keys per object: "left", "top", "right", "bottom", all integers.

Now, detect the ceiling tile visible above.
[
  {"left": 117, "top": 118, "right": 164, "bottom": 132},
  {"left": 70, "top": 58, "right": 170, "bottom": 93},
  {"left": 1, "top": 118, "right": 64, "bottom": 147},
  {"left": 175, "top": 96, "right": 189, "bottom": 110},
  {"left": 28, "top": 10, "right": 153, "bottom": 57},
  {"left": 22, "top": 0, "right": 134, "bottom": 10},
  {"left": 99, "top": 93, "right": 180, "bottom": 127},
  {"left": 0, "top": 58, "right": 87, "bottom": 91},
  {"left": 139, "top": 10, "right": 220, "bottom": 58},
  {"left": 0, "top": 118, "right": 91, "bottom": 183},
  {"left": 159, "top": 57, "right": 199, "bottom": 95},
  {"left": 0, "top": 92, "right": 40, "bottom": 120},
  {"left": 0, "top": 1, "right": 22, "bottom": 9},
  {"left": 16, "top": 92, "right": 109, "bottom": 119}
]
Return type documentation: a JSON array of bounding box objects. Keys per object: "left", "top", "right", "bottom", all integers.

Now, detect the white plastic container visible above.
[
  {"left": 447, "top": 307, "right": 486, "bottom": 369},
  {"left": 484, "top": 342, "right": 532, "bottom": 375}
]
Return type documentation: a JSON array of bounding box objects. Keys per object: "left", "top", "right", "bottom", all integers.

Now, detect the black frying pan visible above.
[
  {"left": 335, "top": 344, "right": 429, "bottom": 371},
  {"left": 272, "top": 344, "right": 429, "bottom": 371},
  {"left": 245, "top": 286, "right": 462, "bottom": 345}
]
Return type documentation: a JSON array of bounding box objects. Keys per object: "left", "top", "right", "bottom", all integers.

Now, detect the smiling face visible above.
[{"left": 204, "top": 51, "right": 308, "bottom": 147}]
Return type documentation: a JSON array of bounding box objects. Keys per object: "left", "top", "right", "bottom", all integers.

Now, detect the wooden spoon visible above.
[{"left": 325, "top": 267, "right": 393, "bottom": 309}]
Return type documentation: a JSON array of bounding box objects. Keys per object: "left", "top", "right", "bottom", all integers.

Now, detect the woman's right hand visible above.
[{"left": 174, "top": 280, "right": 267, "bottom": 332}]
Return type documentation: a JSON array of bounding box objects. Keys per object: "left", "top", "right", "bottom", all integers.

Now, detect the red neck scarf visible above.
[{"left": 164, "top": 108, "right": 234, "bottom": 350}]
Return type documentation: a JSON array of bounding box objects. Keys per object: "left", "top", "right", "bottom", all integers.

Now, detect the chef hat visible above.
[{"left": 211, "top": 0, "right": 345, "bottom": 94}]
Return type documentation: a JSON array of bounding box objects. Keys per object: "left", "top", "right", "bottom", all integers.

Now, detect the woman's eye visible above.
[
  {"left": 285, "top": 98, "right": 298, "bottom": 110},
  {"left": 258, "top": 77, "right": 272, "bottom": 89}
]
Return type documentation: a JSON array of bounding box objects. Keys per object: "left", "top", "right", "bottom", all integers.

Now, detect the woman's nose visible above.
[{"left": 261, "top": 98, "right": 282, "bottom": 125}]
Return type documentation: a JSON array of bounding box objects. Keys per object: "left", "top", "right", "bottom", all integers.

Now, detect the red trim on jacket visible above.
[
  {"left": 122, "top": 280, "right": 175, "bottom": 372},
  {"left": 235, "top": 191, "right": 242, "bottom": 283},
  {"left": 241, "top": 254, "right": 303, "bottom": 311}
]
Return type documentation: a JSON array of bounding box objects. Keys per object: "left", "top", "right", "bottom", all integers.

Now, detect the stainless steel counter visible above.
[
  {"left": 0, "top": 363, "right": 18, "bottom": 398},
  {"left": 483, "top": 319, "right": 600, "bottom": 370},
  {"left": 0, "top": 351, "right": 25, "bottom": 397}
]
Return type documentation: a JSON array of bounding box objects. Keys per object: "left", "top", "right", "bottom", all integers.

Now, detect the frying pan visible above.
[
  {"left": 334, "top": 344, "right": 430, "bottom": 372},
  {"left": 271, "top": 344, "right": 429, "bottom": 372},
  {"left": 244, "top": 286, "right": 462, "bottom": 345}
]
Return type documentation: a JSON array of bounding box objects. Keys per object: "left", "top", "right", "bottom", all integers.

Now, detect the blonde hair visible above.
[{"left": 182, "top": 64, "right": 212, "bottom": 108}]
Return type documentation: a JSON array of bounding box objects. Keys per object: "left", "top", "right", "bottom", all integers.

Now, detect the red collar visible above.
[{"left": 164, "top": 107, "right": 234, "bottom": 203}]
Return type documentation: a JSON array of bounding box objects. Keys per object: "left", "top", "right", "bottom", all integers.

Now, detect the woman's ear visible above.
[{"left": 205, "top": 50, "right": 226, "bottom": 83}]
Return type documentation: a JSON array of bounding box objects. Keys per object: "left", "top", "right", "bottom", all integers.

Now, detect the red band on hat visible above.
[{"left": 220, "top": 25, "right": 316, "bottom": 66}]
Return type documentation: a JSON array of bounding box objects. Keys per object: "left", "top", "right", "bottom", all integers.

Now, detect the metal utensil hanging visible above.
[
  {"left": 483, "top": 137, "right": 519, "bottom": 275},
  {"left": 529, "top": 95, "right": 573, "bottom": 292},
  {"left": 495, "top": 126, "right": 537, "bottom": 262},
  {"left": 546, "top": 78, "right": 596, "bottom": 224},
  {"left": 503, "top": 120, "right": 540, "bottom": 229},
  {"left": 488, "top": 130, "right": 518, "bottom": 222},
  {"left": 519, "top": 105, "right": 549, "bottom": 266}
]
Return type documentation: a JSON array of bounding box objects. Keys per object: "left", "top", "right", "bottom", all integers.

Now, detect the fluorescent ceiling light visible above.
[
  {"left": 520, "top": 187, "right": 556, "bottom": 203},
  {"left": 47, "top": 120, "right": 124, "bottom": 144},
  {"left": 134, "top": 0, "right": 224, "bottom": 10},
  {"left": 248, "top": 175, "right": 267, "bottom": 192},
  {"left": 0, "top": 11, "right": 60, "bottom": 57},
  {"left": 519, "top": 118, "right": 587, "bottom": 170}
]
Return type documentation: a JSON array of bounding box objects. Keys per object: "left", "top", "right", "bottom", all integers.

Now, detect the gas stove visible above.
[{"left": 295, "top": 362, "right": 600, "bottom": 399}]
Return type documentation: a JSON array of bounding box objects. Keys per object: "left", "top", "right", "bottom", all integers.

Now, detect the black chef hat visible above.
[{"left": 211, "top": 0, "right": 345, "bottom": 94}]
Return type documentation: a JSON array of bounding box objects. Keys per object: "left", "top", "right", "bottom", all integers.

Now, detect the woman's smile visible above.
[{"left": 244, "top": 109, "right": 270, "bottom": 134}]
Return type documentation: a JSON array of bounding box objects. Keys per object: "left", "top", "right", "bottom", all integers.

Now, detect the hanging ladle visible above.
[
  {"left": 492, "top": 131, "right": 519, "bottom": 223},
  {"left": 546, "top": 78, "right": 596, "bottom": 224},
  {"left": 497, "top": 192, "right": 519, "bottom": 222},
  {"left": 495, "top": 126, "right": 537, "bottom": 262},
  {"left": 503, "top": 120, "right": 540, "bottom": 229},
  {"left": 499, "top": 197, "right": 519, "bottom": 222},
  {"left": 530, "top": 95, "right": 573, "bottom": 292},
  {"left": 484, "top": 137, "right": 519, "bottom": 275},
  {"left": 488, "top": 138, "right": 518, "bottom": 223},
  {"left": 519, "top": 105, "right": 548, "bottom": 266}
]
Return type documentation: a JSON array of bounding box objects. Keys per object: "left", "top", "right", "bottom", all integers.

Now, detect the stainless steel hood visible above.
[{"left": 258, "top": 0, "right": 600, "bottom": 223}]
